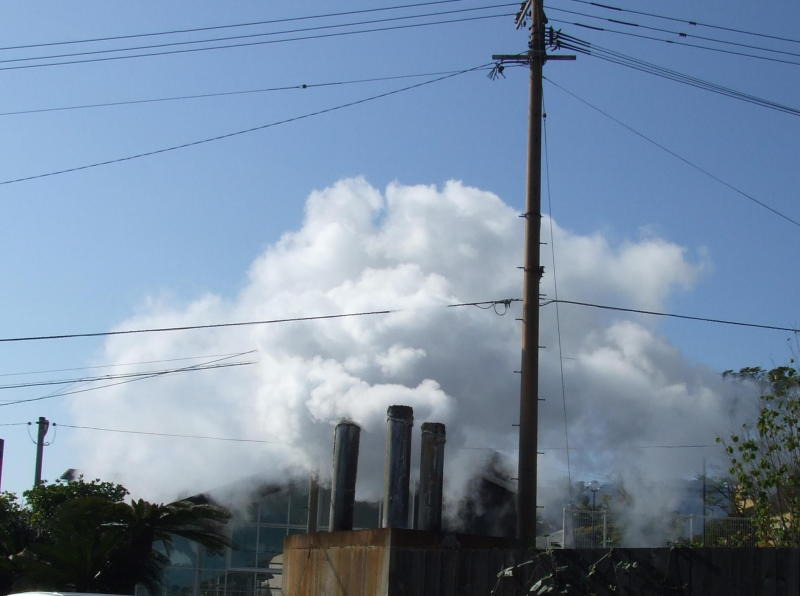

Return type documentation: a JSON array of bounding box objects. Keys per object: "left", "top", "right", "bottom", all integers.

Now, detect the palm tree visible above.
[
  {"left": 14, "top": 495, "right": 230, "bottom": 595},
  {"left": 104, "top": 498, "right": 231, "bottom": 595}
]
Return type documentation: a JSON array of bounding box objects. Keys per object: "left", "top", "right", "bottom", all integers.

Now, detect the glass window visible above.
[
  {"left": 198, "top": 569, "right": 227, "bottom": 596},
  {"left": 162, "top": 567, "right": 196, "bottom": 596},
  {"left": 289, "top": 486, "right": 309, "bottom": 526},
  {"left": 230, "top": 525, "right": 258, "bottom": 568},
  {"left": 256, "top": 527, "right": 286, "bottom": 568},
  {"left": 201, "top": 548, "right": 227, "bottom": 570},
  {"left": 232, "top": 526, "right": 258, "bottom": 551},
  {"left": 353, "top": 501, "right": 380, "bottom": 529},
  {"left": 317, "top": 487, "right": 331, "bottom": 529},
  {"left": 167, "top": 536, "right": 198, "bottom": 567},
  {"left": 226, "top": 571, "right": 277, "bottom": 596},
  {"left": 258, "top": 492, "right": 289, "bottom": 524}
]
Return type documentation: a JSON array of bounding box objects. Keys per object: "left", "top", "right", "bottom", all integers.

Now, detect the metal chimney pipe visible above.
[
  {"left": 307, "top": 471, "right": 319, "bottom": 533},
  {"left": 329, "top": 420, "right": 360, "bottom": 532},
  {"left": 418, "top": 422, "right": 446, "bottom": 531},
  {"left": 382, "top": 405, "right": 414, "bottom": 528}
]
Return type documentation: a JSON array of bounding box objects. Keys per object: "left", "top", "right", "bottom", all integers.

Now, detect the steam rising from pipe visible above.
[{"left": 67, "top": 178, "right": 755, "bottom": 543}]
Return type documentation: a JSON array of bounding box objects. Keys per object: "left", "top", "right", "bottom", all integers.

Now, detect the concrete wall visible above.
[{"left": 283, "top": 529, "right": 521, "bottom": 596}]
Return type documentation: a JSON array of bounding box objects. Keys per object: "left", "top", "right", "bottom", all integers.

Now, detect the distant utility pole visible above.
[
  {"left": 34, "top": 416, "right": 50, "bottom": 487},
  {"left": 0, "top": 438, "right": 4, "bottom": 491},
  {"left": 493, "top": 0, "right": 573, "bottom": 542}
]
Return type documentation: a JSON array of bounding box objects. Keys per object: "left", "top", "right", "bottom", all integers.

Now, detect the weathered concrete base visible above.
[{"left": 283, "top": 529, "right": 520, "bottom": 596}]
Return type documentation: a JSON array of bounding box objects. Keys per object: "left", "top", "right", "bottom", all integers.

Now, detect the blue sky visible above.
[{"left": 1, "top": 0, "right": 798, "bottom": 506}]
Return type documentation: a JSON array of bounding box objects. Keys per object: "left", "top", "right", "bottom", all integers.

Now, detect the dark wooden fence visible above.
[{"left": 283, "top": 529, "right": 800, "bottom": 595}]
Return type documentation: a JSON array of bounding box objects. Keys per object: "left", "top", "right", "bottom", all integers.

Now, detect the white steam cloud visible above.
[{"left": 68, "top": 178, "right": 753, "bottom": 541}]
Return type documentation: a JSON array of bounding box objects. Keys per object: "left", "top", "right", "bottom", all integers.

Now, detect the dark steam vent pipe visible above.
[
  {"left": 382, "top": 405, "right": 414, "bottom": 528},
  {"left": 418, "top": 422, "right": 446, "bottom": 531},
  {"left": 307, "top": 470, "right": 319, "bottom": 533},
  {"left": 329, "top": 420, "right": 361, "bottom": 532}
]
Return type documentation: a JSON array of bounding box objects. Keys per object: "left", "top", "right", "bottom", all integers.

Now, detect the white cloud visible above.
[{"left": 68, "top": 178, "right": 752, "bottom": 540}]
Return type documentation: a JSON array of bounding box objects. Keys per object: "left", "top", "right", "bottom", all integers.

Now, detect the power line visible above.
[
  {"left": 53, "top": 423, "right": 279, "bottom": 444},
  {"left": 0, "top": 352, "right": 256, "bottom": 407},
  {"left": 552, "top": 33, "right": 800, "bottom": 116},
  {"left": 546, "top": 5, "right": 800, "bottom": 60},
  {"left": 558, "top": 0, "right": 800, "bottom": 46},
  {"left": 539, "top": 444, "right": 713, "bottom": 450},
  {"left": 0, "top": 422, "right": 28, "bottom": 427},
  {"left": 0, "top": 361, "right": 256, "bottom": 390},
  {"left": 543, "top": 76, "right": 800, "bottom": 229},
  {"left": 0, "top": 69, "right": 485, "bottom": 118},
  {"left": 0, "top": 299, "right": 518, "bottom": 344},
  {"left": 0, "top": 0, "right": 475, "bottom": 51},
  {"left": 550, "top": 18, "right": 800, "bottom": 67},
  {"left": 542, "top": 99, "right": 572, "bottom": 499},
  {"left": 542, "top": 299, "right": 800, "bottom": 334},
  {"left": 0, "top": 64, "right": 489, "bottom": 186},
  {"left": 1, "top": 5, "right": 516, "bottom": 67},
  {"left": 0, "top": 13, "right": 512, "bottom": 72},
  {"left": 0, "top": 351, "right": 254, "bottom": 378}
]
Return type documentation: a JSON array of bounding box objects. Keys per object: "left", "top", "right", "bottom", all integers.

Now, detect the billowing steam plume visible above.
[{"left": 68, "top": 178, "right": 754, "bottom": 541}]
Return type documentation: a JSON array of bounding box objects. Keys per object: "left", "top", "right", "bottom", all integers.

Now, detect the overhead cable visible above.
[
  {"left": 550, "top": 18, "right": 800, "bottom": 67},
  {"left": 0, "top": 0, "right": 475, "bottom": 51},
  {"left": 0, "top": 5, "right": 516, "bottom": 66},
  {"left": 0, "top": 14, "right": 512, "bottom": 72},
  {"left": 0, "top": 299, "right": 519, "bottom": 343},
  {"left": 0, "top": 361, "right": 257, "bottom": 390},
  {"left": 48, "top": 423, "right": 717, "bottom": 450},
  {"left": 543, "top": 76, "right": 800, "bottom": 229},
  {"left": 0, "top": 352, "right": 256, "bottom": 407},
  {"left": 54, "top": 423, "right": 279, "bottom": 444},
  {"left": 0, "top": 69, "right": 484, "bottom": 118},
  {"left": 546, "top": 5, "right": 800, "bottom": 60},
  {"left": 552, "top": 33, "right": 800, "bottom": 116},
  {"left": 0, "top": 64, "right": 490, "bottom": 186},
  {"left": 542, "top": 100, "right": 572, "bottom": 499},
  {"left": 559, "top": 0, "right": 800, "bottom": 46},
  {"left": 0, "top": 351, "right": 254, "bottom": 378},
  {"left": 542, "top": 299, "right": 800, "bottom": 334}
]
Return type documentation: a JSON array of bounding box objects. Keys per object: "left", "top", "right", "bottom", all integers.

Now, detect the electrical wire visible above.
[
  {"left": 545, "top": 5, "right": 800, "bottom": 59},
  {"left": 0, "top": 361, "right": 256, "bottom": 390},
  {"left": 550, "top": 17, "right": 800, "bottom": 67},
  {"left": 0, "top": 0, "right": 475, "bottom": 51},
  {"left": 0, "top": 13, "right": 513, "bottom": 72},
  {"left": 558, "top": 0, "right": 800, "bottom": 46},
  {"left": 0, "top": 352, "right": 256, "bottom": 407},
  {"left": 0, "top": 64, "right": 490, "bottom": 186},
  {"left": 541, "top": 299, "right": 800, "bottom": 334},
  {"left": 552, "top": 35, "right": 800, "bottom": 119},
  {"left": 53, "top": 423, "right": 280, "bottom": 444},
  {"left": 0, "top": 351, "right": 254, "bottom": 378},
  {"left": 552, "top": 32, "right": 800, "bottom": 117},
  {"left": 543, "top": 76, "right": 800, "bottom": 229},
  {"left": 542, "top": 99, "right": 573, "bottom": 500},
  {"left": 0, "top": 69, "right": 487, "bottom": 118},
  {"left": 539, "top": 444, "right": 713, "bottom": 450},
  {"left": 0, "top": 5, "right": 517, "bottom": 67},
  {"left": 0, "top": 299, "right": 518, "bottom": 344},
  {"left": 0, "top": 422, "right": 28, "bottom": 427}
]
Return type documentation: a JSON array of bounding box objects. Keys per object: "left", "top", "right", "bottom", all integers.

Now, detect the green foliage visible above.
[
  {"left": 2, "top": 478, "right": 231, "bottom": 594},
  {"left": 718, "top": 365, "right": 800, "bottom": 546},
  {"left": 23, "top": 475, "right": 128, "bottom": 529}
]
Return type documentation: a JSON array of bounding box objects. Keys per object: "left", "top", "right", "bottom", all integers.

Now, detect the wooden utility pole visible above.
[
  {"left": 493, "top": 0, "right": 573, "bottom": 542},
  {"left": 516, "top": 0, "right": 546, "bottom": 543},
  {"left": 34, "top": 416, "right": 49, "bottom": 486}
]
